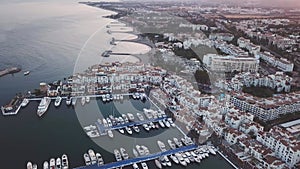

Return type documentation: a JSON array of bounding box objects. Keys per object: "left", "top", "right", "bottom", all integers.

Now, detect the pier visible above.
[
  {"left": 74, "top": 144, "right": 198, "bottom": 169},
  {"left": 26, "top": 93, "right": 134, "bottom": 101},
  {"left": 101, "top": 50, "right": 132, "bottom": 57},
  {"left": 1, "top": 96, "right": 23, "bottom": 116},
  {"left": 1, "top": 104, "right": 21, "bottom": 116},
  {"left": 1, "top": 93, "right": 135, "bottom": 116}
]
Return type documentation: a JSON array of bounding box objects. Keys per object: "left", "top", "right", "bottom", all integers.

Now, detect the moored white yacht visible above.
[
  {"left": 133, "top": 125, "right": 140, "bottom": 133},
  {"left": 157, "top": 140, "right": 167, "bottom": 152},
  {"left": 158, "top": 120, "right": 165, "bottom": 128},
  {"left": 185, "top": 151, "right": 194, "bottom": 162},
  {"left": 66, "top": 96, "right": 71, "bottom": 106},
  {"left": 37, "top": 97, "right": 51, "bottom": 117},
  {"left": 81, "top": 96, "right": 86, "bottom": 106},
  {"left": 132, "top": 163, "right": 139, "bottom": 169},
  {"left": 102, "top": 118, "right": 108, "bottom": 128},
  {"left": 32, "top": 164, "right": 37, "bottom": 169},
  {"left": 102, "top": 95, "right": 107, "bottom": 102},
  {"left": 85, "top": 96, "right": 90, "bottom": 103},
  {"left": 49, "top": 158, "right": 55, "bottom": 169},
  {"left": 87, "top": 130, "right": 100, "bottom": 138},
  {"left": 163, "top": 119, "right": 171, "bottom": 128},
  {"left": 185, "top": 137, "right": 194, "bottom": 145},
  {"left": 106, "top": 118, "right": 112, "bottom": 127},
  {"left": 56, "top": 158, "right": 62, "bottom": 169},
  {"left": 141, "top": 145, "right": 150, "bottom": 155},
  {"left": 182, "top": 153, "right": 190, "bottom": 164},
  {"left": 96, "top": 153, "right": 104, "bottom": 166},
  {"left": 181, "top": 137, "right": 190, "bottom": 146},
  {"left": 164, "top": 156, "right": 172, "bottom": 167},
  {"left": 107, "top": 130, "right": 114, "bottom": 138},
  {"left": 83, "top": 153, "right": 91, "bottom": 166},
  {"left": 84, "top": 125, "right": 96, "bottom": 131},
  {"left": 43, "top": 161, "right": 49, "bottom": 169},
  {"left": 118, "top": 128, "right": 125, "bottom": 134},
  {"left": 61, "top": 154, "right": 69, "bottom": 169},
  {"left": 88, "top": 149, "right": 97, "bottom": 165},
  {"left": 27, "top": 161, "right": 33, "bottom": 169},
  {"left": 191, "top": 151, "right": 201, "bottom": 163},
  {"left": 155, "top": 124, "right": 159, "bottom": 129},
  {"left": 140, "top": 93, "right": 147, "bottom": 101},
  {"left": 132, "top": 93, "right": 137, "bottom": 99},
  {"left": 141, "top": 162, "right": 148, "bottom": 169},
  {"left": 167, "top": 118, "right": 176, "bottom": 127},
  {"left": 208, "top": 146, "right": 217, "bottom": 155},
  {"left": 120, "top": 147, "right": 129, "bottom": 160},
  {"left": 114, "top": 149, "right": 122, "bottom": 162},
  {"left": 133, "top": 148, "right": 139, "bottom": 157},
  {"left": 143, "top": 109, "right": 153, "bottom": 119},
  {"left": 167, "top": 139, "right": 176, "bottom": 149},
  {"left": 118, "top": 117, "right": 125, "bottom": 124},
  {"left": 136, "top": 113, "right": 144, "bottom": 121},
  {"left": 142, "top": 124, "right": 150, "bottom": 131},
  {"left": 159, "top": 156, "right": 167, "bottom": 167},
  {"left": 54, "top": 96, "right": 62, "bottom": 107},
  {"left": 121, "top": 114, "right": 129, "bottom": 123},
  {"left": 21, "top": 98, "right": 29, "bottom": 107},
  {"left": 149, "top": 122, "right": 155, "bottom": 129},
  {"left": 154, "top": 159, "right": 162, "bottom": 169},
  {"left": 125, "top": 126, "right": 133, "bottom": 135},
  {"left": 173, "top": 137, "right": 183, "bottom": 147},
  {"left": 71, "top": 97, "right": 77, "bottom": 106},
  {"left": 175, "top": 153, "right": 187, "bottom": 166},
  {"left": 127, "top": 113, "right": 134, "bottom": 121},
  {"left": 135, "top": 93, "right": 140, "bottom": 99},
  {"left": 170, "top": 154, "right": 179, "bottom": 164},
  {"left": 136, "top": 145, "right": 145, "bottom": 156}
]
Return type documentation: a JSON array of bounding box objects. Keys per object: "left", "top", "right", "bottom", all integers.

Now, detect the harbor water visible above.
[{"left": 0, "top": 98, "right": 234, "bottom": 169}]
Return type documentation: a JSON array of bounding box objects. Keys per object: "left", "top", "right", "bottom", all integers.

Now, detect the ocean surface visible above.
[{"left": 0, "top": 1, "right": 234, "bottom": 169}]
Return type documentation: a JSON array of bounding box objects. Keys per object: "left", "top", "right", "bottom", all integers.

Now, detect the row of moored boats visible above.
[
  {"left": 27, "top": 154, "right": 68, "bottom": 169},
  {"left": 102, "top": 93, "right": 124, "bottom": 102},
  {"left": 21, "top": 95, "right": 91, "bottom": 117},
  {"left": 83, "top": 149, "right": 104, "bottom": 166},
  {"left": 109, "top": 140, "right": 217, "bottom": 169},
  {"left": 97, "top": 112, "right": 175, "bottom": 139}
]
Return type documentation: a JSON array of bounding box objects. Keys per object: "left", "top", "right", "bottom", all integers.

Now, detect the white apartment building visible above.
[
  {"left": 203, "top": 54, "right": 259, "bottom": 73},
  {"left": 256, "top": 51, "right": 294, "bottom": 72},
  {"left": 215, "top": 72, "right": 292, "bottom": 93},
  {"left": 257, "top": 126, "right": 300, "bottom": 168},
  {"left": 237, "top": 37, "right": 261, "bottom": 54},
  {"left": 209, "top": 33, "right": 234, "bottom": 41},
  {"left": 224, "top": 128, "right": 247, "bottom": 145},
  {"left": 229, "top": 91, "right": 300, "bottom": 121}
]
